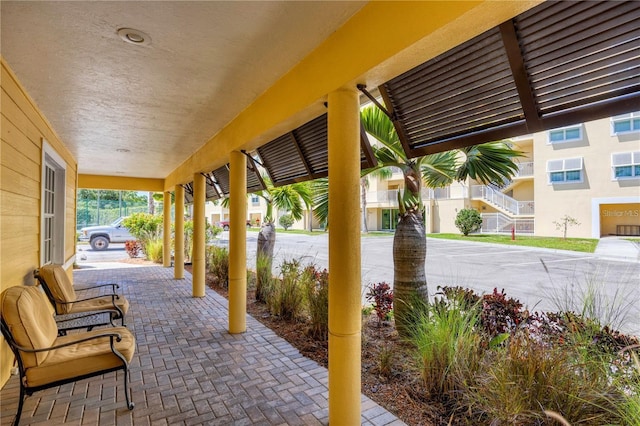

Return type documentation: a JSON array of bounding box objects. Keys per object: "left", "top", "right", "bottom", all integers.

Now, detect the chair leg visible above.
[
  {"left": 14, "top": 382, "right": 26, "bottom": 426},
  {"left": 123, "top": 367, "right": 134, "bottom": 410}
]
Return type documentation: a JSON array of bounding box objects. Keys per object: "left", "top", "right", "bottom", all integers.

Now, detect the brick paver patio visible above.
[{"left": 0, "top": 265, "right": 405, "bottom": 425}]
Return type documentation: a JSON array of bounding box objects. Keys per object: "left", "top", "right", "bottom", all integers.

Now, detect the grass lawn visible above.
[{"left": 427, "top": 233, "right": 599, "bottom": 253}]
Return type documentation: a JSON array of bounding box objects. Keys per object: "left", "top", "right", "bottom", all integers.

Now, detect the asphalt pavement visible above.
[{"left": 77, "top": 233, "right": 640, "bottom": 335}]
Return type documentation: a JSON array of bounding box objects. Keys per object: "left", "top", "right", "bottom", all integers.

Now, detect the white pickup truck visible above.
[{"left": 79, "top": 217, "right": 135, "bottom": 251}]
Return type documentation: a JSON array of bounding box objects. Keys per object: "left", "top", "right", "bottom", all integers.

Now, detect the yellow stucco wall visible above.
[
  {"left": 534, "top": 116, "right": 640, "bottom": 238},
  {"left": 1, "top": 59, "right": 77, "bottom": 386}
]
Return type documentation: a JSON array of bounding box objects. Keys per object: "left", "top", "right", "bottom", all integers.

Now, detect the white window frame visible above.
[
  {"left": 546, "top": 124, "right": 583, "bottom": 144},
  {"left": 41, "top": 140, "right": 67, "bottom": 266},
  {"left": 611, "top": 151, "right": 640, "bottom": 180},
  {"left": 611, "top": 111, "right": 640, "bottom": 135},
  {"left": 546, "top": 157, "right": 584, "bottom": 184}
]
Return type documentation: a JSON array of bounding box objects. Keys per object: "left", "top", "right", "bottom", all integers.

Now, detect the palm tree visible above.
[
  {"left": 360, "top": 105, "right": 523, "bottom": 336},
  {"left": 254, "top": 178, "right": 312, "bottom": 301}
]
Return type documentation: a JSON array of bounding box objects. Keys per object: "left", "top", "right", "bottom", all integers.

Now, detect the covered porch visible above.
[{"left": 0, "top": 265, "right": 403, "bottom": 425}]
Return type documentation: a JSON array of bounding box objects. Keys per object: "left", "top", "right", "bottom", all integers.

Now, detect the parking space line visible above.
[
  {"left": 510, "top": 256, "right": 593, "bottom": 266},
  {"left": 435, "top": 250, "right": 526, "bottom": 258}
]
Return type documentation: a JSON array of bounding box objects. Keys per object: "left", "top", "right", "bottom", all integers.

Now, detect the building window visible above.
[
  {"left": 251, "top": 194, "right": 260, "bottom": 205},
  {"left": 612, "top": 151, "right": 640, "bottom": 180},
  {"left": 547, "top": 125, "right": 582, "bottom": 144},
  {"left": 41, "top": 141, "right": 66, "bottom": 265},
  {"left": 611, "top": 112, "right": 640, "bottom": 134},
  {"left": 546, "top": 157, "right": 583, "bottom": 184}
]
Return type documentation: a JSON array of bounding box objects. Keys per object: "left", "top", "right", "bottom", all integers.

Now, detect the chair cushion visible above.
[
  {"left": 38, "top": 264, "right": 77, "bottom": 314},
  {"left": 1, "top": 286, "right": 58, "bottom": 367},
  {"left": 24, "top": 327, "right": 135, "bottom": 388},
  {"left": 72, "top": 296, "right": 130, "bottom": 316}
]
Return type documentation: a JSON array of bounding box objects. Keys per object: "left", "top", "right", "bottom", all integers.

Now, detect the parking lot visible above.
[{"left": 78, "top": 232, "right": 640, "bottom": 335}]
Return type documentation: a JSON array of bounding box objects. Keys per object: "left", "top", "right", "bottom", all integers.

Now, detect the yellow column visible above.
[
  {"left": 174, "top": 185, "right": 185, "bottom": 279},
  {"left": 192, "top": 173, "right": 206, "bottom": 297},
  {"left": 229, "top": 151, "right": 247, "bottom": 333},
  {"left": 328, "top": 87, "right": 361, "bottom": 424},
  {"left": 163, "top": 191, "right": 172, "bottom": 267}
]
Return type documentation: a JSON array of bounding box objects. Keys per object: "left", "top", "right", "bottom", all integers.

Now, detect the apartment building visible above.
[
  {"left": 367, "top": 113, "right": 640, "bottom": 239},
  {"left": 205, "top": 113, "right": 638, "bottom": 239}
]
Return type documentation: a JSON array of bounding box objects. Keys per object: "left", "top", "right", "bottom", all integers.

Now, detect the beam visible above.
[{"left": 79, "top": 174, "right": 164, "bottom": 192}]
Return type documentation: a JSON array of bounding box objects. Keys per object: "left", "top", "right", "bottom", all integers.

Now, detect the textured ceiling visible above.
[{"left": 1, "top": 1, "right": 365, "bottom": 178}]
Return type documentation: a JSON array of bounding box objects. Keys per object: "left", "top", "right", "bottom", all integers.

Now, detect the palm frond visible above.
[
  {"left": 456, "top": 142, "right": 525, "bottom": 184},
  {"left": 420, "top": 151, "right": 457, "bottom": 188},
  {"left": 311, "top": 178, "right": 329, "bottom": 228},
  {"left": 360, "top": 106, "right": 407, "bottom": 161},
  {"left": 271, "top": 182, "right": 312, "bottom": 221}
]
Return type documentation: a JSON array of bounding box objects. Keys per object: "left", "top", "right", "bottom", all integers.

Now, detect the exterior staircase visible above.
[{"left": 471, "top": 185, "right": 534, "bottom": 216}]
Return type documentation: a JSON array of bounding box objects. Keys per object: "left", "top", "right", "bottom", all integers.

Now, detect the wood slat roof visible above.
[{"left": 379, "top": 0, "right": 640, "bottom": 157}]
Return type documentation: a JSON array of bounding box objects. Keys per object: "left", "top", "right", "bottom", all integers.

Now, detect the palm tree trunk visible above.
[
  {"left": 148, "top": 192, "right": 155, "bottom": 215},
  {"left": 393, "top": 209, "right": 428, "bottom": 337},
  {"left": 361, "top": 177, "right": 368, "bottom": 233},
  {"left": 256, "top": 222, "right": 276, "bottom": 301}
]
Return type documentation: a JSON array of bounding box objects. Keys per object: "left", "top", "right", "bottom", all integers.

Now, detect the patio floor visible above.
[{"left": 0, "top": 265, "right": 405, "bottom": 426}]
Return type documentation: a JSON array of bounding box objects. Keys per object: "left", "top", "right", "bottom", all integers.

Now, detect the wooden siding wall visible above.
[{"left": 0, "top": 59, "right": 77, "bottom": 386}]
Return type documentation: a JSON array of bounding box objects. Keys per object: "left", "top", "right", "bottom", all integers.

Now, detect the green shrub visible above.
[
  {"left": 278, "top": 214, "right": 295, "bottom": 230},
  {"left": 408, "top": 297, "right": 482, "bottom": 398},
  {"left": 267, "top": 259, "right": 305, "bottom": 320},
  {"left": 144, "top": 237, "right": 163, "bottom": 263},
  {"left": 255, "top": 252, "right": 273, "bottom": 303},
  {"left": 303, "top": 265, "right": 329, "bottom": 341},
  {"left": 207, "top": 246, "right": 229, "bottom": 289},
  {"left": 454, "top": 208, "right": 483, "bottom": 236},
  {"left": 122, "top": 213, "right": 162, "bottom": 240}
]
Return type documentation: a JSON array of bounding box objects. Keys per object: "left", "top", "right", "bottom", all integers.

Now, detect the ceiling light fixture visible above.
[{"left": 117, "top": 28, "right": 151, "bottom": 46}]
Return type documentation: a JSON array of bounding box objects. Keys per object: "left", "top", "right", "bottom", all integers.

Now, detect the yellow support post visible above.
[
  {"left": 192, "top": 173, "right": 206, "bottom": 297},
  {"left": 174, "top": 185, "right": 185, "bottom": 279},
  {"left": 163, "top": 191, "right": 172, "bottom": 267},
  {"left": 228, "top": 151, "right": 247, "bottom": 334},
  {"left": 327, "top": 87, "right": 361, "bottom": 424}
]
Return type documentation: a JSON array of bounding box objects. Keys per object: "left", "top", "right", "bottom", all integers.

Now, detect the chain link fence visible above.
[{"left": 77, "top": 193, "right": 149, "bottom": 230}]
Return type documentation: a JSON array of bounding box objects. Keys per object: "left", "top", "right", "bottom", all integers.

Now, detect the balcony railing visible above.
[
  {"left": 366, "top": 185, "right": 467, "bottom": 205},
  {"left": 480, "top": 213, "right": 535, "bottom": 234},
  {"left": 471, "top": 185, "right": 534, "bottom": 216},
  {"left": 515, "top": 162, "right": 534, "bottom": 177}
]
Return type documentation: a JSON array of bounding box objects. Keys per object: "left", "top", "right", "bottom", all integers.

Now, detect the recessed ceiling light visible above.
[{"left": 117, "top": 28, "right": 151, "bottom": 46}]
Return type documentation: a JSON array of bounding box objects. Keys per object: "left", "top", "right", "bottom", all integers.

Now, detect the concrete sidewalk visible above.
[{"left": 594, "top": 236, "right": 640, "bottom": 262}]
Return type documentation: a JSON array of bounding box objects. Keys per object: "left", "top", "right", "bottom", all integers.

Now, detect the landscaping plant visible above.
[
  {"left": 267, "top": 259, "right": 305, "bottom": 320},
  {"left": 303, "top": 265, "right": 329, "bottom": 340},
  {"left": 207, "top": 246, "right": 229, "bottom": 289},
  {"left": 365, "top": 282, "right": 394, "bottom": 327},
  {"left": 454, "top": 208, "right": 483, "bottom": 236},
  {"left": 278, "top": 213, "right": 295, "bottom": 230},
  {"left": 124, "top": 240, "right": 142, "bottom": 258},
  {"left": 143, "top": 233, "right": 163, "bottom": 263},
  {"left": 408, "top": 297, "right": 482, "bottom": 398}
]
